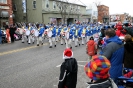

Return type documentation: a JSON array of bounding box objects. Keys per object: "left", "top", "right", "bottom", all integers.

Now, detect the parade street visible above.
[{"left": 0, "top": 40, "right": 90, "bottom": 88}]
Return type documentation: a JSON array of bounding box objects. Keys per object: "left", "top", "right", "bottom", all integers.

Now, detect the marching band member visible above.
[
  {"left": 68, "top": 26, "right": 74, "bottom": 49},
  {"left": 72, "top": 25, "right": 76, "bottom": 42},
  {"left": 36, "top": 24, "right": 45, "bottom": 46},
  {"left": 81, "top": 26, "right": 87, "bottom": 45},
  {"left": 21, "top": 25, "right": 27, "bottom": 43},
  {"left": 51, "top": 26, "right": 57, "bottom": 47},
  {"left": 47, "top": 26, "right": 52, "bottom": 48},
  {"left": 86, "top": 26, "right": 91, "bottom": 42},
  {"left": 60, "top": 25, "right": 67, "bottom": 45},
  {"left": 64, "top": 26, "right": 70, "bottom": 48},
  {"left": 55, "top": 26, "right": 60, "bottom": 42},
  {"left": 74, "top": 26, "right": 80, "bottom": 47},
  {"left": 27, "top": 24, "right": 34, "bottom": 44}
]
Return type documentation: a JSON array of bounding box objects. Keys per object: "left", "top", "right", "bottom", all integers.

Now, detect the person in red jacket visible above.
[{"left": 86, "top": 37, "right": 97, "bottom": 59}]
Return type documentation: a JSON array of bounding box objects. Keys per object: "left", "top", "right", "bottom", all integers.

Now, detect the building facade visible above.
[
  {"left": 86, "top": 9, "right": 98, "bottom": 23},
  {"left": 13, "top": 0, "right": 90, "bottom": 25},
  {"left": 110, "top": 13, "right": 132, "bottom": 23},
  {"left": 97, "top": 5, "right": 109, "bottom": 24},
  {"left": 0, "top": 0, "right": 13, "bottom": 29}
]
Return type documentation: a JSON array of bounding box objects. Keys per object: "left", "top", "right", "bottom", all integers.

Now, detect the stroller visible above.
[
  {"left": 117, "top": 68, "right": 133, "bottom": 88},
  {"left": 1, "top": 31, "right": 7, "bottom": 43}
]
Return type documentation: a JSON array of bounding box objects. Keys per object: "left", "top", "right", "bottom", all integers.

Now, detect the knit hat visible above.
[
  {"left": 84, "top": 55, "right": 111, "bottom": 81},
  {"left": 63, "top": 48, "right": 73, "bottom": 59}
]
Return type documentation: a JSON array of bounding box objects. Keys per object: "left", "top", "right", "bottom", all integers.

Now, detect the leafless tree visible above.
[{"left": 56, "top": 0, "right": 72, "bottom": 24}]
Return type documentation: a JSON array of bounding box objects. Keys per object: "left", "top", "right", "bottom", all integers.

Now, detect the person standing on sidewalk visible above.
[
  {"left": 5, "top": 25, "right": 11, "bottom": 43},
  {"left": 84, "top": 55, "right": 118, "bottom": 88},
  {"left": 99, "top": 28, "right": 124, "bottom": 85},
  {"left": 9, "top": 24, "right": 17, "bottom": 43}
]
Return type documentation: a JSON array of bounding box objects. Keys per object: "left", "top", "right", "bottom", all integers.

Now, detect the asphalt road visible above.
[{"left": 0, "top": 40, "right": 91, "bottom": 88}]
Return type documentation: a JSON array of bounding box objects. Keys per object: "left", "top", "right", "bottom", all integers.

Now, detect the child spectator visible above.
[
  {"left": 58, "top": 48, "right": 78, "bottom": 88},
  {"left": 84, "top": 55, "right": 118, "bottom": 88},
  {"left": 86, "top": 37, "right": 97, "bottom": 59}
]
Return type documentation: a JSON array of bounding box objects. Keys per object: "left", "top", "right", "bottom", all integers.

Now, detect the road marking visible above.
[
  {"left": 56, "top": 64, "right": 61, "bottom": 67},
  {"left": 78, "top": 64, "right": 85, "bottom": 67},
  {"left": 77, "top": 61, "right": 88, "bottom": 63},
  {"left": 0, "top": 43, "right": 48, "bottom": 56}
]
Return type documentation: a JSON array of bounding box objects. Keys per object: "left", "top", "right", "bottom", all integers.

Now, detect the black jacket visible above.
[
  {"left": 86, "top": 78, "right": 118, "bottom": 88},
  {"left": 123, "top": 41, "right": 133, "bottom": 69},
  {"left": 58, "top": 58, "right": 78, "bottom": 88}
]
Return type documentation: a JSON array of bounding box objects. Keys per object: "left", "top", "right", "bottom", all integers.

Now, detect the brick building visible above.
[
  {"left": 0, "top": 0, "right": 13, "bottom": 29},
  {"left": 97, "top": 5, "right": 109, "bottom": 23}
]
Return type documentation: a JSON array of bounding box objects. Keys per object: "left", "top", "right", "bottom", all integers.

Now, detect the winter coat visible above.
[
  {"left": 100, "top": 36, "right": 124, "bottom": 78},
  {"left": 86, "top": 40, "right": 97, "bottom": 56},
  {"left": 86, "top": 78, "right": 118, "bottom": 88},
  {"left": 58, "top": 58, "right": 78, "bottom": 88},
  {"left": 123, "top": 41, "right": 133, "bottom": 69}
]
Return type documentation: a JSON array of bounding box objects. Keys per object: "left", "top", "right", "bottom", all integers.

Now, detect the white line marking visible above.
[
  {"left": 56, "top": 64, "right": 61, "bottom": 67},
  {"left": 53, "top": 85, "right": 57, "bottom": 87},
  {"left": 78, "top": 64, "right": 85, "bottom": 67},
  {"left": 77, "top": 61, "right": 88, "bottom": 63}
]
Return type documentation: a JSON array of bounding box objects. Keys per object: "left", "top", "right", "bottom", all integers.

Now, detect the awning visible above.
[{"left": 0, "top": 11, "right": 9, "bottom": 18}]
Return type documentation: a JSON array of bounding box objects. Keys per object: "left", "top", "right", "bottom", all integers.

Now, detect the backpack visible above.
[{"left": 87, "top": 40, "right": 96, "bottom": 56}]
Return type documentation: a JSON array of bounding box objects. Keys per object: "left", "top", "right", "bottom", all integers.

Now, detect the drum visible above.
[
  {"left": 65, "top": 32, "right": 69, "bottom": 39},
  {"left": 47, "top": 30, "right": 52, "bottom": 37},
  {"left": 26, "top": 30, "right": 30, "bottom": 36},
  {"left": 34, "top": 30, "right": 39, "bottom": 37},
  {"left": 19, "top": 28, "right": 24, "bottom": 35},
  {"left": 81, "top": 33, "right": 85, "bottom": 37},
  {"left": 31, "top": 29, "right": 35, "bottom": 35}
]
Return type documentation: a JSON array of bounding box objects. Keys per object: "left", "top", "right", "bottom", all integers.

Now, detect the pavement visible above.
[{"left": 0, "top": 40, "right": 91, "bottom": 88}]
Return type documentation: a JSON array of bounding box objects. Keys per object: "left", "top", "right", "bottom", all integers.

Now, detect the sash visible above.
[
  {"left": 75, "top": 30, "right": 78, "bottom": 36},
  {"left": 56, "top": 29, "right": 58, "bottom": 33},
  {"left": 82, "top": 29, "right": 86, "bottom": 34}
]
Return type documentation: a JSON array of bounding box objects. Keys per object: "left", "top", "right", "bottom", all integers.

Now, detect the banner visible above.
[{"left": 22, "top": 0, "right": 26, "bottom": 13}]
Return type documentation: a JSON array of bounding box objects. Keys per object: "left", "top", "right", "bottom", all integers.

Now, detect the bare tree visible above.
[
  {"left": 56, "top": 0, "right": 72, "bottom": 24},
  {"left": 94, "top": 0, "right": 102, "bottom": 7}
]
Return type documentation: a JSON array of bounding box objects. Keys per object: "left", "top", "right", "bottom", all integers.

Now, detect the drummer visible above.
[
  {"left": 26, "top": 23, "right": 32, "bottom": 44},
  {"left": 36, "top": 24, "right": 45, "bottom": 46},
  {"left": 66, "top": 26, "right": 73, "bottom": 49},
  {"left": 21, "top": 25, "right": 27, "bottom": 43},
  {"left": 48, "top": 26, "right": 53, "bottom": 48},
  {"left": 60, "top": 25, "right": 67, "bottom": 45}
]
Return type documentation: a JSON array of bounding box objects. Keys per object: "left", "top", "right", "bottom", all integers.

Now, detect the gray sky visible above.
[{"left": 69, "top": 0, "right": 133, "bottom": 16}]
